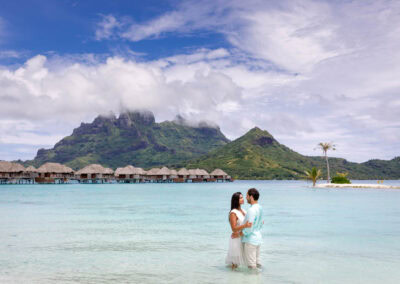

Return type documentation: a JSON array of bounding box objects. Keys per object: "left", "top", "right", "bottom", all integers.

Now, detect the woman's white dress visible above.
[{"left": 225, "top": 208, "right": 246, "bottom": 266}]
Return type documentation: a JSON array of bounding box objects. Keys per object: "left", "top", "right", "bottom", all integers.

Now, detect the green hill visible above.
[
  {"left": 185, "top": 127, "right": 400, "bottom": 180},
  {"left": 28, "top": 111, "right": 229, "bottom": 169},
  {"left": 19, "top": 115, "right": 400, "bottom": 179}
]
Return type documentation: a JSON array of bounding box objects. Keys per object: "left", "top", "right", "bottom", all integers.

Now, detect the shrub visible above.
[{"left": 331, "top": 176, "right": 351, "bottom": 184}]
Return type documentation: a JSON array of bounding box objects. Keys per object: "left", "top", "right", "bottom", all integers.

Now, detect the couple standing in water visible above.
[{"left": 226, "top": 188, "right": 263, "bottom": 270}]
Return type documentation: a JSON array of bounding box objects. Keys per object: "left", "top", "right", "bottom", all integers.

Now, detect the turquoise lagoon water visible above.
[{"left": 1, "top": 180, "right": 400, "bottom": 284}]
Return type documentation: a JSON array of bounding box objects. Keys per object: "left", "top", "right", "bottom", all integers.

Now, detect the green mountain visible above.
[
  {"left": 21, "top": 114, "right": 399, "bottom": 179},
  {"left": 185, "top": 127, "right": 400, "bottom": 180},
  {"left": 29, "top": 111, "right": 229, "bottom": 169}
]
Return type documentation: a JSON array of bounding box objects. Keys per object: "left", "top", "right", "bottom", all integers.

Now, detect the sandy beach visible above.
[{"left": 315, "top": 183, "right": 400, "bottom": 189}]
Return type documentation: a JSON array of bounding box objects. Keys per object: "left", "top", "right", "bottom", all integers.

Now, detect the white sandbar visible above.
[{"left": 315, "top": 183, "right": 400, "bottom": 189}]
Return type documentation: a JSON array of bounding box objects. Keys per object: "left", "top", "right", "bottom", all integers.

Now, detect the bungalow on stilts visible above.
[
  {"left": 37, "top": 163, "right": 74, "bottom": 184},
  {"left": 75, "top": 164, "right": 114, "bottom": 183}
]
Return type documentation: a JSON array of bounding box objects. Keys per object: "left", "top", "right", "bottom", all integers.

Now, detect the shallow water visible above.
[{"left": 1, "top": 180, "right": 400, "bottom": 283}]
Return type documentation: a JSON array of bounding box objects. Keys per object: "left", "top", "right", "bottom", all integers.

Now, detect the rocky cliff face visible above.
[{"left": 33, "top": 110, "right": 229, "bottom": 169}]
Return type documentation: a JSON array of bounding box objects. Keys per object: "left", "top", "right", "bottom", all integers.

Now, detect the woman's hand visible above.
[{"left": 231, "top": 232, "right": 240, "bottom": 239}]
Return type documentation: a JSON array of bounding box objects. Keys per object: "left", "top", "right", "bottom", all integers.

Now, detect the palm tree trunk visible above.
[{"left": 325, "top": 152, "right": 330, "bottom": 183}]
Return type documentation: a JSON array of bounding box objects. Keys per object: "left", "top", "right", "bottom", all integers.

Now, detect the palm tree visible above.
[
  {"left": 304, "top": 167, "right": 322, "bottom": 186},
  {"left": 316, "top": 142, "right": 336, "bottom": 183}
]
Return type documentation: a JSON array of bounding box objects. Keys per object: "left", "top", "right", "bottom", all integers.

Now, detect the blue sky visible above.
[
  {"left": 0, "top": 0, "right": 399, "bottom": 162},
  {"left": 0, "top": 0, "right": 228, "bottom": 63}
]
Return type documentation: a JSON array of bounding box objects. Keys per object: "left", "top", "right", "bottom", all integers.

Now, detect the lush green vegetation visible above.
[
  {"left": 185, "top": 128, "right": 400, "bottom": 180},
  {"left": 185, "top": 127, "right": 312, "bottom": 179},
  {"left": 19, "top": 112, "right": 400, "bottom": 180},
  {"left": 304, "top": 167, "right": 322, "bottom": 186},
  {"left": 331, "top": 176, "right": 351, "bottom": 184},
  {"left": 331, "top": 172, "right": 351, "bottom": 184}
]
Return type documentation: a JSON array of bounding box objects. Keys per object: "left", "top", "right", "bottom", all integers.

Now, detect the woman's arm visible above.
[{"left": 229, "top": 213, "right": 251, "bottom": 232}]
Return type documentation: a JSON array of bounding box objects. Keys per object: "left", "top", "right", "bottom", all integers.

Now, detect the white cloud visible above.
[
  {"left": 121, "top": 11, "right": 186, "bottom": 41},
  {"left": 226, "top": 1, "right": 346, "bottom": 73},
  {"left": 0, "top": 50, "right": 22, "bottom": 59},
  {"left": 95, "top": 1, "right": 226, "bottom": 42},
  {"left": 2, "top": 1, "right": 400, "bottom": 163},
  {"left": 95, "top": 15, "right": 120, "bottom": 40},
  {"left": 0, "top": 51, "right": 252, "bottom": 159}
]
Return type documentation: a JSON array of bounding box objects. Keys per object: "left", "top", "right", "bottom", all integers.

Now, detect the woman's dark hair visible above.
[{"left": 231, "top": 192, "right": 242, "bottom": 210}]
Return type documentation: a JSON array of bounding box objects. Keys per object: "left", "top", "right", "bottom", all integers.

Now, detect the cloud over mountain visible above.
[{"left": 1, "top": 0, "right": 400, "bottom": 162}]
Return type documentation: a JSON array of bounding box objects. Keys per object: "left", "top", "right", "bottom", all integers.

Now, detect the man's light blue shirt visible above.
[{"left": 241, "top": 203, "right": 263, "bottom": 246}]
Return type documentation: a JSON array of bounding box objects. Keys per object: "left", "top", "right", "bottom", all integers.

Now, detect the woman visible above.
[{"left": 225, "top": 192, "right": 251, "bottom": 269}]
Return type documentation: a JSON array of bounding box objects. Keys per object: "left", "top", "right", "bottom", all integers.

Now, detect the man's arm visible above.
[{"left": 242, "top": 208, "right": 255, "bottom": 237}]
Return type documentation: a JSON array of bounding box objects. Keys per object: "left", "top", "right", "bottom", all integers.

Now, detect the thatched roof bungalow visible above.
[
  {"left": 188, "top": 169, "right": 197, "bottom": 179},
  {"left": 187, "top": 168, "right": 209, "bottom": 182},
  {"left": 25, "top": 165, "right": 38, "bottom": 172},
  {"left": 37, "top": 163, "right": 74, "bottom": 180},
  {"left": 76, "top": 164, "right": 114, "bottom": 180},
  {"left": 132, "top": 167, "right": 147, "bottom": 180},
  {"left": 197, "top": 169, "right": 210, "bottom": 178},
  {"left": 25, "top": 165, "right": 39, "bottom": 178},
  {"left": 187, "top": 168, "right": 209, "bottom": 179},
  {"left": 170, "top": 169, "right": 178, "bottom": 179},
  {"left": 157, "top": 167, "right": 171, "bottom": 180},
  {"left": 135, "top": 167, "right": 146, "bottom": 176},
  {"left": 115, "top": 165, "right": 146, "bottom": 180},
  {"left": 210, "top": 169, "right": 228, "bottom": 179},
  {"left": 177, "top": 168, "right": 190, "bottom": 178},
  {"left": 0, "top": 161, "right": 26, "bottom": 179},
  {"left": 115, "top": 165, "right": 135, "bottom": 178},
  {"left": 146, "top": 168, "right": 160, "bottom": 180}
]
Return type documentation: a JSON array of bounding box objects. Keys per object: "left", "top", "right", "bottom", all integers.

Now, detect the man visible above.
[{"left": 241, "top": 188, "right": 263, "bottom": 269}]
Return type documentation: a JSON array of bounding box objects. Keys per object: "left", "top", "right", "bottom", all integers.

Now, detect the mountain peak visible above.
[
  {"left": 247, "top": 127, "right": 273, "bottom": 137},
  {"left": 117, "top": 110, "right": 155, "bottom": 127},
  {"left": 93, "top": 113, "right": 117, "bottom": 126},
  {"left": 238, "top": 127, "right": 277, "bottom": 147},
  {"left": 32, "top": 110, "right": 229, "bottom": 169}
]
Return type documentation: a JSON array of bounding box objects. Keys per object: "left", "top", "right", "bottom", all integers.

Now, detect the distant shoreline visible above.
[{"left": 315, "top": 183, "right": 400, "bottom": 189}]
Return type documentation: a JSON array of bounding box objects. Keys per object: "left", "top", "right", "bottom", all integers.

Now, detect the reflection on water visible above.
[{"left": 1, "top": 181, "right": 400, "bottom": 283}]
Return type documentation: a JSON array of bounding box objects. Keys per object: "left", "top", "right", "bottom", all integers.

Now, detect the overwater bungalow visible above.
[
  {"left": 170, "top": 169, "right": 178, "bottom": 181},
  {"left": 198, "top": 169, "right": 211, "bottom": 181},
  {"left": 115, "top": 165, "right": 146, "bottom": 183},
  {"left": 37, "top": 163, "right": 74, "bottom": 183},
  {"left": 146, "top": 168, "right": 160, "bottom": 182},
  {"left": 0, "top": 162, "right": 233, "bottom": 184},
  {"left": 25, "top": 166, "right": 39, "bottom": 181},
  {"left": 187, "top": 169, "right": 197, "bottom": 182},
  {"left": 157, "top": 167, "right": 172, "bottom": 182},
  {"left": 115, "top": 165, "right": 134, "bottom": 182},
  {"left": 128, "top": 167, "right": 146, "bottom": 182},
  {"left": 210, "top": 169, "right": 229, "bottom": 182},
  {"left": 0, "top": 161, "right": 28, "bottom": 184},
  {"left": 75, "top": 164, "right": 114, "bottom": 183},
  {"left": 134, "top": 168, "right": 147, "bottom": 181},
  {"left": 177, "top": 168, "right": 190, "bottom": 182},
  {"left": 177, "top": 168, "right": 189, "bottom": 178},
  {"left": 190, "top": 168, "right": 208, "bottom": 182}
]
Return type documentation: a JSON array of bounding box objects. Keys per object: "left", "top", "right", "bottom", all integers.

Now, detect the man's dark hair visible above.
[{"left": 247, "top": 188, "right": 259, "bottom": 201}]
